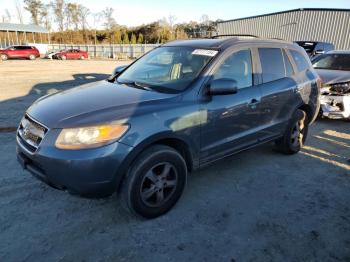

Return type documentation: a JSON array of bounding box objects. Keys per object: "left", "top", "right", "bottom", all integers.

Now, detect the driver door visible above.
[{"left": 200, "top": 48, "right": 263, "bottom": 164}]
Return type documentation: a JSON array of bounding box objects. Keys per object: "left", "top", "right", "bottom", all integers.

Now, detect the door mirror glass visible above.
[{"left": 209, "top": 78, "right": 238, "bottom": 95}]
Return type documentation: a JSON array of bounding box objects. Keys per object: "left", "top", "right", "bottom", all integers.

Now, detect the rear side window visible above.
[
  {"left": 290, "top": 50, "right": 310, "bottom": 72},
  {"left": 258, "top": 48, "right": 285, "bottom": 83},
  {"left": 283, "top": 50, "right": 294, "bottom": 76},
  {"left": 213, "top": 49, "right": 252, "bottom": 89}
]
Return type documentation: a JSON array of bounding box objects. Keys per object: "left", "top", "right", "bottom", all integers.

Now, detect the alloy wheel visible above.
[{"left": 140, "top": 162, "right": 178, "bottom": 207}]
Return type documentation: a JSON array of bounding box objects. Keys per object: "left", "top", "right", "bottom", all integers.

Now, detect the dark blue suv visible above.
[{"left": 17, "top": 37, "right": 320, "bottom": 218}]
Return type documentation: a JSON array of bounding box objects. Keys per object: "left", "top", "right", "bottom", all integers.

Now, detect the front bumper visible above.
[
  {"left": 320, "top": 95, "right": 350, "bottom": 119},
  {"left": 16, "top": 135, "right": 133, "bottom": 196}
]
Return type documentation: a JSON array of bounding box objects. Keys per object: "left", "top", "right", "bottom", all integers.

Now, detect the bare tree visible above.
[
  {"left": 102, "top": 7, "right": 116, "bottom": 30},
  {"left": 65, "top": 2, "right": 80, "bottom": 30},
  {"left": 40, "top": 4, "right": 51, "bottom": 30},
  {"left": 24, "top": 0, "right": 43, "bottom": 25},
  {"left": 78, "top": 5, "right": 90, "bottom": 43},
  {"left": 15, "top": 0, "right": 24, "bottom": 24},
  {"left": 51, "top": 0, "right": 65, "bottom": 32},
  {"left": 200, "top": 14, "right": 210, "bottom": 26},
  {"left": 92, "top": 12, "right": 103, "bottom": 45},
  {"left": 5, "top": 9, "right": 12, "bottom": 22}
]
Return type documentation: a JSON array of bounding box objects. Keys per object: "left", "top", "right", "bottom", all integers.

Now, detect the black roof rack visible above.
[{"left": 211, "top": 34, "right": 259, "bottom": 39}]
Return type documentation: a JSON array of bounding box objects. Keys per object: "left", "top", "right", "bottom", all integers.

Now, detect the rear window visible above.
[
  {"left": 290, "top": 50, "right": 310, "bottom": 72},
  {"left": 258, "top": 48, "right": 285, "bottom": 83}
]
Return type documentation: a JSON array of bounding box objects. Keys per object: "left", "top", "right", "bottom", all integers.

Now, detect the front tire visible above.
[
  {"left": 120, "top": 145, "right": 187, "bottom": 218},
  {"left": 275, "top": 109, "right": 308, "bottom": 154},
  {"left": 80, "top": 56, "right": 85, "bottom": 60},
  {"left": 29, "top": 54, "right": 36, "bottom": 60},
  {"left": 60, "top": 55, "right": 66, "bottom": 60}
]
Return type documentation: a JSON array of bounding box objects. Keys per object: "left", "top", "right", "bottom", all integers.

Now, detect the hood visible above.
[
  {"left": 27, "top": 80, "right": 177, "bottom": 128},
  {"left": 315, "top": 69, "right": 350, "bottom": 85}
]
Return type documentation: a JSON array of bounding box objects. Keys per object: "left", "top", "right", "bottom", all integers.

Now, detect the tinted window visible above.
[
  {"left": 312, "top": 53, "right": 350, "bottom": 71},
  {"left": 290, "top": 50, "right": 310, "bottom": 72},
  {"left": 259, "top": 48, "right": 285, "bottom": 83},
  {"left": 213, "top": 49, "right": 252, "bottom": 89},
  {"left": 283, "top": 50, "right": 294, "bottom": 76}
]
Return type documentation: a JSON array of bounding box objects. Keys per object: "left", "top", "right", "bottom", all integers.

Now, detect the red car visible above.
[
  {"left": 53, "top": 49, "right": 89, "bottom": 60},
  {"left": 0, "top": 45, "right": 40, "bottom": 60}
]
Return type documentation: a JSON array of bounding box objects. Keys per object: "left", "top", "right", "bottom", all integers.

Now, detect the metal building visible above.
[
  {"left": 217, "top": 8, "right": 350, "bottom": 49},
  {"left": 0, "top": 23, "right": 49, "bottom": 48}
]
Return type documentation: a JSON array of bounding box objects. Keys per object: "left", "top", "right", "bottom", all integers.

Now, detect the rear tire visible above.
[
  {"left": 275, "top": 109, "right": 308, "bottom": 154},
  {"left": 29, "top": 54, "right": 36, "bottom": 60},
  {"left": 60, "top": 55, "right": 66, "bottom": 60},
  {"left": 80, "top": 56, "right": 85, "bottom": 60},
  {"left": 1, "top": 54, "right": 8, "bottom": 61},
  {"left": 120, "top": 145, "right": 187, "bottom": 218}
]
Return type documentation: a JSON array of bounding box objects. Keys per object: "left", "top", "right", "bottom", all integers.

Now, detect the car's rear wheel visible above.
[
  {"left": 60, "top": 55, "right": 66, "bottom": 60},
  {"left": 1, "top": 54, "right": 8, "bottom": 61},
  {"left": 29, "top": 54, "right": 36, "bottom": 60},
  {"left": 275, "top": 109, "right": 308, "bottom": 154},
  {"left": 120, "top": 145, "right": 187, "bottom": 218},
  {"left": 80, "top": 56, "right": 85, "bottom": 60}
]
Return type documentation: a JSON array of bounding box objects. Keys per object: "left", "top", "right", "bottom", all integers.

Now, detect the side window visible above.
[
  {"left": 258, "top": 48, "right": 285, "bottom": 83},
  {"left": 283, "top": 50, "right": 294, "bottom": 76},
  {"left": 290, "top": 50, "right": 310, "bottom": 72},
  {"left": 213, "top": 49, "right": 253, "bottom": 89}
]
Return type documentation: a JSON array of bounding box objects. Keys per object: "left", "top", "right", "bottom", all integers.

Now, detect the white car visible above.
[{"left": 312, "top": 51, "right": 350, "bottom": 120}]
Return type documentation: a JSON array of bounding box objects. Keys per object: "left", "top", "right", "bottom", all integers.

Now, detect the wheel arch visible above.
[
  {"left": 114, "top": 132, "right": 198, "bottom": 192},
  {"left": 297, "top": 103, "right": 313, "bottom": 124}
]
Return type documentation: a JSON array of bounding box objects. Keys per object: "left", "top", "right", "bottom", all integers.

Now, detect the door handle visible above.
[
  {"left": 248, "top": 98, "right": 260, "bottom": 109},
  {"left": 249, "top": 98, "right": 259, "bottom": 105}
]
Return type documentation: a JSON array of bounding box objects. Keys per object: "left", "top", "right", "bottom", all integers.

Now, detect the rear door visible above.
[{"left": 255, "top": 47, "right": 297, "bottom": 139}]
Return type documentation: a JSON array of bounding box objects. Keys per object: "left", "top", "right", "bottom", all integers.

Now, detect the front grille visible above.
[{"left": 17, "top": 115, "right": 48, "bottom": 152}]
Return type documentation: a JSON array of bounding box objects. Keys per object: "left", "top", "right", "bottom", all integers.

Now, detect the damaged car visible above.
[{"left": 312, "top": 51, "right": 350, "bottom": 120}]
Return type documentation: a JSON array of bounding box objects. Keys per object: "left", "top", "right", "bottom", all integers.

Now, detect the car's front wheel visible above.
[
  {"left": 60, "top": 55, "right": 66, "bottom": 60},
  {"left": 275, "top": 109, "right": 308, "bottom": 154},
  {"left": 120, "top": 145, "right": 187, "bottom": 218},
  {"left": 80, "top": 56, "right": 85, "bottom": 60},
  {"left": 1, "top": 54, "right": 8, "bottom": 61},
  {"left": 29, "top": 54, "right": 36, "bottom": 60}
]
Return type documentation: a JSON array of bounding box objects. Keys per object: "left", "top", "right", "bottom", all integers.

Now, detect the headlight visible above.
[{"left": 55, "top": 123, "right": 129, "bottom": 150}]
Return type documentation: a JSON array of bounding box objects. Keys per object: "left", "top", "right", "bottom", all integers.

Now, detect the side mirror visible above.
[
  {"left": 208, "top": 78, "right": 238, "bottom": 96},
  {"left": 107, "top": 65, "right": 128, "bottom": 82},
  {"left": 112, "top": 65, "right": 128, "bottom": 77}
]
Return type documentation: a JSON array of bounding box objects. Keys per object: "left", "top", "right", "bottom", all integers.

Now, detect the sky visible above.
[{"left": 1, "top": 0, "right": 350, "bottom": 28}]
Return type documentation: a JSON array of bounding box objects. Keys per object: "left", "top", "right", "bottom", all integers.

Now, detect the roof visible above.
[
  {"left": 164, "top": 37, "right": 297, "bottom": 50},
  {"left": 0, "top": 23, "right": 48, "bottom": 33},
  {"left": 327, "top": 50, "right": 350, "bottom": 54},
  {"left": 218, "top": 8, "right": 350, "bottom": 24},
  {"left": 163, "top": 39, "right": 226, "bottom": 49}
]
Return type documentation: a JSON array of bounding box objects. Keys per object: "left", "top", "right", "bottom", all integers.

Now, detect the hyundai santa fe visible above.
[{"left": 16, "top": 37, "right": 320, "bottom": 218}]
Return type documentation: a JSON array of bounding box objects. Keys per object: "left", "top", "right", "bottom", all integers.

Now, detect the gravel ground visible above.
[{"left": 0, "top": 60, "right": 349, "bottom": 262}]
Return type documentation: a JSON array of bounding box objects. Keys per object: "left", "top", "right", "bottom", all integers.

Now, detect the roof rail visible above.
[{"left": 211, "top": 34, "right": 259, "bottom": 39}]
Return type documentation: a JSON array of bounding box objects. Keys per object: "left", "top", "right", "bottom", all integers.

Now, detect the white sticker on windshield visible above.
[{"left": 192, "top": 49, "right": 218, "bottom": 57}]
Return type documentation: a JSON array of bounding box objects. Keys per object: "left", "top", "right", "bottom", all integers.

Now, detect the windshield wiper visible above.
[{"left": 118, "top": 80, "right": 153, "bottom": 91}]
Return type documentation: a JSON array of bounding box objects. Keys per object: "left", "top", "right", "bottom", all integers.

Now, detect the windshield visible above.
[
  {"left": 117, "top": 46, "right": 217, "bottom": 92},
  {"left": 312, "top": 53, "right": 350, "bottom": 71}
]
